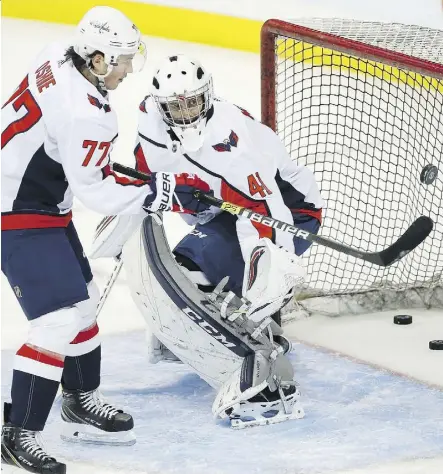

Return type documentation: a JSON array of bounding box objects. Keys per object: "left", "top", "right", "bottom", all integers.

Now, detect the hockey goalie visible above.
[{"left": 91, "top": 54, "right": 324, "bottom": 428}]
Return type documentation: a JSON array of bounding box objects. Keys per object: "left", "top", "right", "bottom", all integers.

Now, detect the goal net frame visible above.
[{"left": 260, "top": 18, "right": 443, "bottom": 316}]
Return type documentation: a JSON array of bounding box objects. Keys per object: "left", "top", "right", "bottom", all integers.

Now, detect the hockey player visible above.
[
  {"left": 91, "top": 54, "right": 324, "bottom": 428},
  {"left": 137, "top": 55, "right": 323, "bottom": 300},
  {"left": 1, "top": 12, "right": 212, "bottom": 473}
]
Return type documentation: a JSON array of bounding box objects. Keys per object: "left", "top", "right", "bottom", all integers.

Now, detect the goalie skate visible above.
[{"left": 228, "top": 384, "right": 304, "bottom": 429}]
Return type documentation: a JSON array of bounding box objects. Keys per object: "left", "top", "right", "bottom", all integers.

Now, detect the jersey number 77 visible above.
[{"left": 1, "top": 76, "right": 42, "bottom": 149}]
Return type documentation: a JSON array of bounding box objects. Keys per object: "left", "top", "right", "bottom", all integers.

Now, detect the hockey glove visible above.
[{"left": 143, "top": 172, "right": 213, "bottom": 215}]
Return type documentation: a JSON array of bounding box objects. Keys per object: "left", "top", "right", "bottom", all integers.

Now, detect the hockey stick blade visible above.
[
  {"left": 110, "top": 162, "right": 434, "bottom": 267},
  {"left": 363, "top": 215, "right": 434, "bottom": 266}
]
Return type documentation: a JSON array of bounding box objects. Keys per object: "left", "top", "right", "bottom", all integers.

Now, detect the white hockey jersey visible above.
[
  {"left": 135, "top": 97, "right": 324, "bottom": 258},
  {"left": 1, "top": 42, "right": 151, "bottom": 230}
]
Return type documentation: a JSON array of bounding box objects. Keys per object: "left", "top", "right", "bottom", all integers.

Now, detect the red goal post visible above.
[{"left": 260, "top": 18, "right": 443, "bottom": 315}]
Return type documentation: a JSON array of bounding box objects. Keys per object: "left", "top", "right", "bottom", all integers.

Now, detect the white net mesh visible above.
[
  {"left": 286, "top": 19, "right": 443, "bottom": 64},
  {"left": 265, "top": 19, "right": 443, "bottom": 314}
]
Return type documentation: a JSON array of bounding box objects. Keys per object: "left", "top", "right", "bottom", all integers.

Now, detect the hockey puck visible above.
[
  {"left": 393, "top": 314, "right": 412, "bottom": 325},
  {"left": 420, "top": 164, "right": 438, "bottom": 185},
  {"left": 429, "top": 340, "right": 443, "bottom": 350}
]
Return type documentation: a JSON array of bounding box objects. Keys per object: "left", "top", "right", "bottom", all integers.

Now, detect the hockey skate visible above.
[
  {"left": 60, "top": 389, "right": 135, "bottom": 446},
  {"left": 228, "top": 383, "right": 305, "bottom": 429},
  {"left": 213, "top": 349, "right": 305, "bottom": 429},
  {"left": 1, "top": 403, "right": 66, "bottom": 474}
]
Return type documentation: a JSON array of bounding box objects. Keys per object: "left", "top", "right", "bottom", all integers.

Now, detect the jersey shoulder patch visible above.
[
  {"left": 87, "top": 94, "right": 111, "bottom": 113},
  {"left": 139, "top": 95, "right": 149, "bottom": 113},
  {"left": 234, "top": 104, "right": 255, "bottom": 120}
]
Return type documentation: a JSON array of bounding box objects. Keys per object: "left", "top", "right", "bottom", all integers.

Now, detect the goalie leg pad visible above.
[
  {"left": 123, "top": 214, "right": 257, "bottom": 389},
  {"left": 90, "top": 214, "right": 146, "bottom": 259},
  {"left": 242, "top": 238, "right": 305, "bottom": 323},
  {"left": 144, "top": 325, "right": 181, "bottom": 364}
]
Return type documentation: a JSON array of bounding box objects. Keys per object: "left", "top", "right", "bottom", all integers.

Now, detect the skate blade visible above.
[
  {"left": 61, "top": 422, "right": 136, "bottom": 446},
  {"left": 230, "top": 406, "right": 305, "bottom": 430}
]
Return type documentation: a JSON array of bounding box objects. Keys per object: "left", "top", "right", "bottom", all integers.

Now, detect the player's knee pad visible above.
[
  {"left": 27, "top": 306, "right": 85, "bottom": 355},
  {"left": 61, "top": 280, "right": 101, "bottom": 357},
  {"left": 75, "top": 279, "right": 100, "bottom": 330}
]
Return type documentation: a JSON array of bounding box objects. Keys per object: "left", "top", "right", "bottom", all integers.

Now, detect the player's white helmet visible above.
[
  {"left": 151, "top": 55, "right": 214, "bottom": 153},
  {"left": 74, "top": 6, "right": 146, "bottom": 82}
]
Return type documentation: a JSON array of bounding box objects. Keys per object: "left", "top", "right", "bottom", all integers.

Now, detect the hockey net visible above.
[{"left": 261, "top": 19, "right": 443, "bottom": 315}]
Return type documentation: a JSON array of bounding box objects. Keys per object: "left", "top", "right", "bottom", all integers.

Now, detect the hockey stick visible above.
[
  {"left": 110, "top": 162, "right": 433, "bottom": 267},
  {"left": 96, "top": 256, "right": 123, "bottom": 317}
]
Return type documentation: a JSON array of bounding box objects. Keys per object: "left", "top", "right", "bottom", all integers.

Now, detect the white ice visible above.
[{"left": 1, "top": 19, "right": 442, "bottom": 474}]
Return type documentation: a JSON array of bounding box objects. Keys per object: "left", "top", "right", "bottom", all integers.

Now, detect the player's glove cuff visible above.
[{"left": 143, "top": 172, "right": 175, "bottom": 212}]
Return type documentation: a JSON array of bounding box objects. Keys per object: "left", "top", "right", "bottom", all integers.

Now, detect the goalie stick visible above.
[{"left": 110, "top": 162, "right": 433, "bottom": 267}]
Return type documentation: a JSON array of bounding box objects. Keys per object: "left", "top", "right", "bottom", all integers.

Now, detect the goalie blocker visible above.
[{"left": 121, "top": 214, "right": 305, "bottom": 428}]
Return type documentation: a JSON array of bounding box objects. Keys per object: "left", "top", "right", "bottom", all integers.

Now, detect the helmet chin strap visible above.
[{"left": 87, "top": 62, "right": 114, "bottom": 91}]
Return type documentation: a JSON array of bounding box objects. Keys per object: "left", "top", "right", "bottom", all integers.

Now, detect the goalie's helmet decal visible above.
[{"left": 151, "top": 54, "right": 214, "bottom": 153}]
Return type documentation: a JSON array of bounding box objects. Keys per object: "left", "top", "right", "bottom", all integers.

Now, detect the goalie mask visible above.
[
  {"left": 151, "top": 55, "right": 214, "bottom": 153},
  {"left": 74, "top": 6, "right": 147, "bottom": 87}
]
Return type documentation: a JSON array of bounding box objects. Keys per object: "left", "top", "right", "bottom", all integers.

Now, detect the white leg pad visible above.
[{"left": 242, "top": 238, "right": 305, "bottom": 323}]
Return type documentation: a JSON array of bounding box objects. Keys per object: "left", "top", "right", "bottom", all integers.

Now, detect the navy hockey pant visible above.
[
  {"left": 1, "top": 222, "right": 92, "bottom": 320},
  {"left": 174, "top": 211, "right": 320, "bottom": 297}
]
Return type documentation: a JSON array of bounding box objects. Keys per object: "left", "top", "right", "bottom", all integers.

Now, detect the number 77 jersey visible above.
[{"left": 1, "top": 42, "right": 150, "bottom": 231}]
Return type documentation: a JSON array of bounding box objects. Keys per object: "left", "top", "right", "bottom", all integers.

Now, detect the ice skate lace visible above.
[
  {"left": 79, "top": 390, "right": 120, "bottom": 419},
  {"left": 20, "top": 430, "right": 52, "bottom": 460}
]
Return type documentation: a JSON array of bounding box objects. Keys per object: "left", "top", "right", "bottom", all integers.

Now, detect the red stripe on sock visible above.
[
  {"left": 70, "top": 323, "right": 99, "bottom": 344},
  {"left": 16, "top": 344, "right": 64, "bottom": 368}
]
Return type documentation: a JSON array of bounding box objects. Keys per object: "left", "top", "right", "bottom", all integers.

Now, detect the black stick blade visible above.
[{"left": 369, "top": 216, "right": 434, "bottom": 266}]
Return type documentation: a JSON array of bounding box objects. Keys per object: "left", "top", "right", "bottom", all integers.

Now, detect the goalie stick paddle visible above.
[{"left": 110, "top": 162, "right": 433, "bottom": 267}]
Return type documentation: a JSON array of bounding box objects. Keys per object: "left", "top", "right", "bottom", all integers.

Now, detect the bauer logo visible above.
[
  {"left": 158, "top": 173, "right": 171, "bottom": 211},
  {"left": 182, "top": 307, "right": 237, "bottom": 349},
  {"left": 241, "top": 209, "right": 310, "bottom": 239}
]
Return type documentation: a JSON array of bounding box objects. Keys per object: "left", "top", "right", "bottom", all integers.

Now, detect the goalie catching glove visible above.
[{"left": 143, "top": 172, "right": 213, "bottom": 214}]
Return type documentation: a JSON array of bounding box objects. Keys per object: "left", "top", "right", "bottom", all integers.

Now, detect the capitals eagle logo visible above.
[
  {"left": 87, "top": 94, "right": 111, "bottom": 113},
  {"left": 212, "top": 130, "right": 239, "bottom": 152}
]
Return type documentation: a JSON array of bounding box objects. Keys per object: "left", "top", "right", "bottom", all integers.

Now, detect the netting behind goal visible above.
[{"left": 261, "top": 19, "right": 443, "bottom": 314}]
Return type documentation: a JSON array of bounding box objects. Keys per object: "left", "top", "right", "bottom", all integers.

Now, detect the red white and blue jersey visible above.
[
  {"left": 135, "top": 97, "right": 324, "bottom": 258},
  {"left": 1, "top": 42, "right": 151, "bottom": 230}
]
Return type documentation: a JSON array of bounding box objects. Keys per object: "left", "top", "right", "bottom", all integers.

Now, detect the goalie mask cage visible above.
[{"left": 261, "top": 18, "right": 443, "bottom": 314}]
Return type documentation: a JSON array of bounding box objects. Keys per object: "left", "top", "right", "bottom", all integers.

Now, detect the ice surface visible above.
[{"left": 2, "top": 331, "right": 443, "bottom": 474}]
